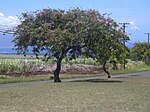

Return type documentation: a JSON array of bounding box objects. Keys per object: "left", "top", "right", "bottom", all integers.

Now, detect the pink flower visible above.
[
  {"left": 103, "top": 18, "right": 113, "bottom": 23},
  {"left": 119, "top": 31, "right": 125, "bottom": 35},
  {"left": 50, "top": 30, "right": 56, "bottom": 33},
  {"left": 47, "top": 23, "right": 52, "bottom": 27},
  {"left": 106, "top": 18, "right": 113, "bottom": 22},
  {"left": 38, "top": 27, "right": 43, "bottom": 30}
]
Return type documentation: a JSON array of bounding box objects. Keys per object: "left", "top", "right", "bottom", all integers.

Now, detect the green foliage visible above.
[
  {"left": 125, "top": 59, "right": 145, "bottom": 68},
  {"left": 13, "top": 8, "right": 102, "bottom": 59},
  {"left": 12, "top": 7, "right": 129, "bottom": 81},
  {"left": 130, "top": 42, "right": 150, "bottom": 65},
  {"left": 13, "top": 8, "right": 127, "bottom": 61},
  {"left": 85, "top": 15, "right": 129, "bottom": 73}
]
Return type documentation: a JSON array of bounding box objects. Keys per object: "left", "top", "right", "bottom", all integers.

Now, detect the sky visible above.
[{"left": 0, "top": 0, "right": 150, "bottom": 48}]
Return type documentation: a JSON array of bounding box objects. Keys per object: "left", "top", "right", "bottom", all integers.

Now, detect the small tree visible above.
[{"left": 86, "top": 17, "right": 129, "bottom": 78}]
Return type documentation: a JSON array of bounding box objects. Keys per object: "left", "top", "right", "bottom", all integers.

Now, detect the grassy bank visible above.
[
  {"left": 111, "top": 65, "right": 150, "bottom": 74},
  {"left": 0, "top": 76, "right": 149, "bottom": 112}
]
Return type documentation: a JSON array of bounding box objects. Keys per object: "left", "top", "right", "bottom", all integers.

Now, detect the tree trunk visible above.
[
  {"left": 54, "top": 58, "right": 62, "bottom": 82},
  {"left": 103, "top": 61, "right": 111, "bottom": 78}
]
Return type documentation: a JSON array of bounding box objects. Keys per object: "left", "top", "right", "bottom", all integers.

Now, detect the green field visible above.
[{"left": 0, "top": 76, "right": 150, "bottom": 112}]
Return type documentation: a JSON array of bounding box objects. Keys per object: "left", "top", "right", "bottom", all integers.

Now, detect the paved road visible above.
[{"left": 0, "top": 71, "right": 150, "bottom": 87}]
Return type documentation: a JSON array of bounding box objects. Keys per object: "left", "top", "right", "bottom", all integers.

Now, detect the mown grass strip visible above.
[
  {"left": 0, "top": 76, "right": 149, "bottom": 112},
  {"left": 111, "top": 65, "right": 150, "bottom": 74}
]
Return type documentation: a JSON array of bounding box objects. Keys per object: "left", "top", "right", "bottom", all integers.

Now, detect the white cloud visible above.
[
  {"left": 129, "top": 21, "right": 138, "bottom": 30},
  {"left": 0, "top": 12, "right": 20, "bottom": 29},
  {"left": 0, "top": 12, "right": 4, "bottom": 17}
]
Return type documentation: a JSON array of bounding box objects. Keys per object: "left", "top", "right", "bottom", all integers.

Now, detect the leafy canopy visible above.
[
  {"left": 130, "top": 42, "right": 150, "bottom": 65},
  {"left": 13, "top": 8, "right": 113, "bottom": 59},
  {"left": 12, "top": 8, "right": 129, "bottom": 80}
]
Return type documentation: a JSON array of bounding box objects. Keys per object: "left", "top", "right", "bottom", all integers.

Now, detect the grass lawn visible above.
[
  {"left": 0, "top": 76, "right": 150, "bottom": 112},
  {"left": 0, "top": 74, "right": 102, "bottom": 84},
  {"left": 0, "top": 76, "right": 51, "bottom": 84},
  {"left": 111, "top": 65, "right": 150, "bottom": 74}
]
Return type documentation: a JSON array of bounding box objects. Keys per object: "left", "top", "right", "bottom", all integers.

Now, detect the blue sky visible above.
[{"left": 0, "top": 0, "right": 150, "bottom": 48}]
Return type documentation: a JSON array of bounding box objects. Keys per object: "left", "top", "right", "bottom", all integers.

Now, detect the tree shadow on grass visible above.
[{"left": 72, "top": 79, "right": 123, "bottom": 83}]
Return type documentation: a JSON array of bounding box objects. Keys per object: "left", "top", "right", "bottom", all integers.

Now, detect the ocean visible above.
[
  {"left": 0, "top": 43, "right": 133, "bottom": 54},
  {"left": 0, "top": 48, "right": 16, "bottom": 54},
  {"left": 0, "top": 47, "right": 45, "bottom": 54}
]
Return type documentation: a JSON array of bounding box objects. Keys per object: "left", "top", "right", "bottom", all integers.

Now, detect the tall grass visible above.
[
  {"left": 0, "top": 59, "right": 46, "bottom": 73},
  {"left": 0, "top": 59, "right": 23, "bottom": 73},
  {"left": 62, "top": 58, "right": 100, "bottom": 65}
]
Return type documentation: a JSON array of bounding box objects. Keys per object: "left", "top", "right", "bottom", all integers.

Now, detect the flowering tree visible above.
[
  {"left": 13, "top": 8, "right": 129, "bottom": 81},
  {"left": 85, "top": 17, "right": 129, "bottom": 78}
]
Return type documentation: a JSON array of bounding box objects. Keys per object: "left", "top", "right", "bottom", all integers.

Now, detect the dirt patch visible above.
[
  {"left": 61, "top": 64, "right": 103, "bottom": 74},
  {"left": 0, "top": 64, "right": 103, "bottom": 76}
]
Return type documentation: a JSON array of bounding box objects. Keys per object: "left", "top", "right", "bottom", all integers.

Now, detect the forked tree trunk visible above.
[
  {"left": 54, "top": 58, "right": 62, "bottom": 82},
  {"left": 103, "top": 61, "right": 111, "bottom": 78}
]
